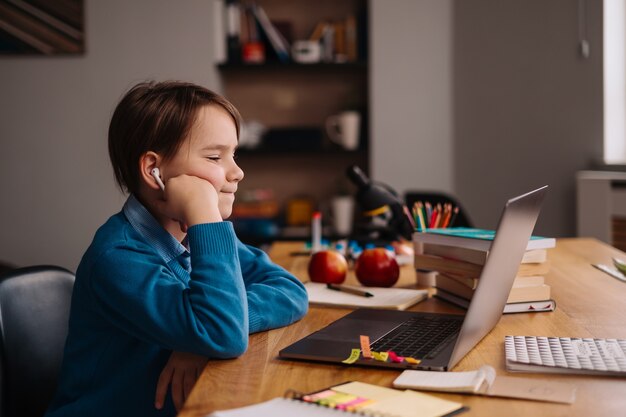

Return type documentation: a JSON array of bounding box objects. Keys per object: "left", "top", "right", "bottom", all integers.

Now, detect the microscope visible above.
[{"left": 346, "top": 165, "right": 415, "bottom": 244}]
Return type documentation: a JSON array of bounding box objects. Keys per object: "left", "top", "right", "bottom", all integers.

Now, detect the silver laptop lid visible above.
[{"left": 447, "top": 185, "right": 548, "bottom": 369}]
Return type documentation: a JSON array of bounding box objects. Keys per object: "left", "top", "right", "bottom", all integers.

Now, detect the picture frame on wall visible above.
[{"left": 0, "top": 0, "right": 85, "bottom": 55}]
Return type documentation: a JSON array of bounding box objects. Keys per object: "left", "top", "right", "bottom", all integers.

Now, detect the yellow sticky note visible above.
[
  {"left": 405, "top": 357, "right": 422, "bottom": 365},
  {"left": 342, "top": 348, "right": 361, "bottom": 364},
  {"left": 371, "top": 351, "right": 389, "bottom": 362}
]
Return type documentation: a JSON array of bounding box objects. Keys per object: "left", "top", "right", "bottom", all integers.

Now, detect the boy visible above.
[{"left": 45, "top": 81, "right": 308, "bottom": 417}]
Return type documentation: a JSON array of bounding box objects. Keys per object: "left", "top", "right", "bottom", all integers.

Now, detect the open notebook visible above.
[{"left": 304, "top": 282, "right": 428, "bottom": 310}]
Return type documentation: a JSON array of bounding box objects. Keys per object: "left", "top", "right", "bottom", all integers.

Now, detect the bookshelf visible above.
[{"left": 216, "top": 0, "right": 369, "bottom": 245}]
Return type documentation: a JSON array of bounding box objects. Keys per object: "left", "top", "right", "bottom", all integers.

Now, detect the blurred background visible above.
[{"left": 0, "top": 0, "right": 624, "bottom": 270}]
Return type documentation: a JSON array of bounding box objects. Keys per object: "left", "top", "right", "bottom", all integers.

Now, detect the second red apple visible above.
[{"left": 355, "top": 248, "right": 400, "bottom": 287}]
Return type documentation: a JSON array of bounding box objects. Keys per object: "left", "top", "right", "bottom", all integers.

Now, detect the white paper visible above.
[
  {"left": 208, "top": 397, "right": 344, "bottom": 417},
  {"left": 393, "top": 365, "right": 496, "bottom": 393}
]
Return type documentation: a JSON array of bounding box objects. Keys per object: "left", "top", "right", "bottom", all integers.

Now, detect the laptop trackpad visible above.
[{"left": 309, "top": 318, "right": 397, "bottom": 343}]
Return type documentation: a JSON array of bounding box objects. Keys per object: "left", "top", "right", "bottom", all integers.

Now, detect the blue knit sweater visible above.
[{"left": 45, "top": 199, "right": 308, "bottom": 417}]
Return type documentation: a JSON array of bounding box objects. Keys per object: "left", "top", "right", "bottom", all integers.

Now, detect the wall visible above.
[
  {"left": 0, "top": 0, "right": 220, "bottom": 270},
  {"left": 370, "top": 0, "right": 454, "bottom": 196},
  {"left": 371, "top": 0, "right": 603, "bottom": 238},
  {"left": 453, "top": 0, "right": 604, "bottom": 236}
]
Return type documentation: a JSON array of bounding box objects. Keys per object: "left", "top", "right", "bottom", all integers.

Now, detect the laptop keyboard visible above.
[{"left": 370, "top": 316, "right": 462, "bottom": 359}]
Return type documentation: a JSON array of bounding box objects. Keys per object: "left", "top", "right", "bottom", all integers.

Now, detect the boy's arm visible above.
[
  {"left": 88, "top": 222, "right": 248, "bottom": 358},
  {"left": 237, "top": 242, "right": 308, "bottom": 333}
]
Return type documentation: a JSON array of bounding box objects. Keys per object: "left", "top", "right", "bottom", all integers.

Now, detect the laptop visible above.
[{"left": 279, "top": 186, "right": 548, "bottom": 371}]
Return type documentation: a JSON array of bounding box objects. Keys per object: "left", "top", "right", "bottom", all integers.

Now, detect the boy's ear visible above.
[{"left": 139, "top": 151, "right": 162, "bottom": 191}]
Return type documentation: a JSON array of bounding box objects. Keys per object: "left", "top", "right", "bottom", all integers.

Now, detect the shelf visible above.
[
  {"left": 218, "top": 61, "right": 367, "bottom": 71},
  {"left": 236, "top": 146, "right": 367, "bottom": 156}
]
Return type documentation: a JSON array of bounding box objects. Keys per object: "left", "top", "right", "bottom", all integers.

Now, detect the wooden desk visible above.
[{"left": 179, "top": 238, "right": 626, "bottom": 416}]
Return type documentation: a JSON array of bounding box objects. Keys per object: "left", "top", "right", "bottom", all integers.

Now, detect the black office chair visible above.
[
  {"left": 404, "top": 191, "right": 473, "bottom": 228},
  {"left": 0, "top": 266, "right": 75, "bottom": 417}
]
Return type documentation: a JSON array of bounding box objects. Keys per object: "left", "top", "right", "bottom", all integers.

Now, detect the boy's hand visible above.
[
  {"left": 155, "top": 351, "right": 208, "bottom": 411},
  {"left": 155, "top": 175, "right": 222, "bottom": 227}
]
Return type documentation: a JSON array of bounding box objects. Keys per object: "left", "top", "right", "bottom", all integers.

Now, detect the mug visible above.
[
  {"left": 330, "top": 195, "right": 355, "bottom": 236},
  {"left": 325, "top": 111, "right": 360, "bottom": 151},
  {"left": 291, "top": 40, "right": 321, "bottom": 64}
]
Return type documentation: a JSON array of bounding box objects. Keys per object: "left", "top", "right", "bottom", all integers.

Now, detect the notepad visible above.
[
  {"left": 393, "top": 365, "right": 576, "bottom": 404},
  {"left": 304, "top": 282, "right": 428, "bottom": 310},
  {"left": 207, "top": 381, "right": 466, "bottom": 417}
]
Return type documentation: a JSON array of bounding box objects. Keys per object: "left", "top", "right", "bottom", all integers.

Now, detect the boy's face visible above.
[{"left": 162, "top": 104, "right": 244, "bottom": 219}]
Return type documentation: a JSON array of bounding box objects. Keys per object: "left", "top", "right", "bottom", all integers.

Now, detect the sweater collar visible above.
[{"left": 122, "top": 194, "right": 189, "bottom": 263}]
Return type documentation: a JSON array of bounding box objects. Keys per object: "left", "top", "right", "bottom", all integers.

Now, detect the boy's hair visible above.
[{"left": 108, "top": 81, "right": 241, "bottom": 195}]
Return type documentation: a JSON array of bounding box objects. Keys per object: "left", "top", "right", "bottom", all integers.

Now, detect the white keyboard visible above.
[{"left": 505, "top": 335, "right": 626, "bottom": 375}]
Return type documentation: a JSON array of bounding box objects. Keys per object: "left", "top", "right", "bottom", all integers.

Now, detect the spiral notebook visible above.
[{"left": 207, "top": 381, "right": 467, "bottom": 417}]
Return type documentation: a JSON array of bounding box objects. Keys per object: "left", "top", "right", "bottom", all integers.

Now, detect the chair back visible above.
[
  {"left": 0, "top": 266, "right": 75, "bottom": 417},
  {"left": 404, "top": 191, "right": 474, "bottom": 228}
]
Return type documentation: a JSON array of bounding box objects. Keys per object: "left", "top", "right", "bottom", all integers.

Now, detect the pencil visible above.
[
  {"left": 441, "top": 204, "right": 452, "bottom": 228},
  {"left": 449, "top": 206, "right": 459, "bottom": 227},
  {"left": 429, "top": 207, "right": 438, "bottom": 228},
  {"left": 417, "top": 202, "right": 426, "bottom": 231},
  {"left": 327, "top": 283, "right": 374, "bottom": 297},
  {"left": 425, "top": 202, "right": 432, "bottom": 226},
  {"left": 433, "top": 203, "right": 443, "bottom": 228}
]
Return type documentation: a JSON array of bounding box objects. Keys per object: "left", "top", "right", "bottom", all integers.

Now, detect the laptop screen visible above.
[{"left": 447, "top": 186, "right": 548, "bottom": 368}]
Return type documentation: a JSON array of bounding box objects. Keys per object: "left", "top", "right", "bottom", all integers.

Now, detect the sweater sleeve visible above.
[
  {"left": 87, "top": 222, "right": 248, "bottom": 358},
  {"left": 237, "top": 241, "right": 308, "bottom": 333}
]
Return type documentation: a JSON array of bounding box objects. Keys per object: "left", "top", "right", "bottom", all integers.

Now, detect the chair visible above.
[
  {"left": 0, "top": 266, "right": 75, "bottom": 417},
  {"left": 404, "top": 191, "right": 474, "bottom": 228}
]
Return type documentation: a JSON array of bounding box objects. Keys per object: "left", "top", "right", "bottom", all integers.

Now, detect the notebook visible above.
[
  {"left": 505, "top": 335, "right": 626, "bottom": 376},
  {"left": 305, "top": 282, "right": 428, "bottom": 310},
  {"left": 206, "top": 381, "right": 466, "bottom": 417},
  {"left": 279, "top": 186, "right": 548, "bottom": 371}
]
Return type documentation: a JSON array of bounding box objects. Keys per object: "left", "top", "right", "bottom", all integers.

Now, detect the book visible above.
[
  {"left": 414, "top": 254, "right": 483, "bottom": 279},
  {"left": 393, "top": 365, "right": 575, "bottom": 404},
  {"left": 506, "top": 283, "right": 551, "bottom": 303},
  {"left": 304, "top": 282, "right": 428, "bottom": 310},
  {"left": 502, "top": 299, "right": 556, "bottom": 313},
  {"left": 345, "top": 14, "right": 358, "bottom": 61},
  {"left": 224, "top": 0, "right": 242, "bottom": 62},
  {"left": 414, "top": 227, "right": 556, "bottom": 252},
  {"left": 443, "top": 274, "right": 545, "bottom": 291},
  {"left": 434, "top": 274, "right": 551, "bottom": 303},
  {"left": 435, "top": 274, "right": 550, "bottom": 303},
  {"left": 422, "top": 244, "right": 548, "bottom": 265},
  {"left": 249, "top": 4, "right": 290, "bottom": 62},
  {"left": 208, "top": 381, "right": 467, "bottom": 417},
  {"left": 309, "top": 21, "right": 328, "bottom": 41},
  {"left": 434, "top": 287, "right": 556, "bottom": 314},
  {"left": 505, "top": 335, "right": 626, "bottom": 376},
  {"left": 414, "top": 253, "right": 550, "bottom": 279}
]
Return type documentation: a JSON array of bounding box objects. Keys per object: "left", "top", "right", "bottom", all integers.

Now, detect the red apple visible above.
[
  {"left": 308, "top": 250, "right": 348, "bottom": 284},
  {"left": 355, "top": 248, "right": 400, "bottom": 287}
]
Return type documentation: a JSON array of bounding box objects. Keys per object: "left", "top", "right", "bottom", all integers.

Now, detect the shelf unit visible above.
[{"left": 217, "top": 0, "right": 369, "bottom": 245}]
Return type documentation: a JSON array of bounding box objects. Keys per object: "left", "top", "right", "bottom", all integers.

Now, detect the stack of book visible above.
[{"left": 413, "top": 228, "right": 556, "bottom": 314}]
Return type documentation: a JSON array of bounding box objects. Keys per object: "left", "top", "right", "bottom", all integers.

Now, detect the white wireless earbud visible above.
[{"left": 150, "top": 167, "right": 165, "bottom": 191}]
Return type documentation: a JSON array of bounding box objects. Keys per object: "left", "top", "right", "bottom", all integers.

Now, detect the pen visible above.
[{"left": 326, "top": 283, "right": 374, "bottom": 297}]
